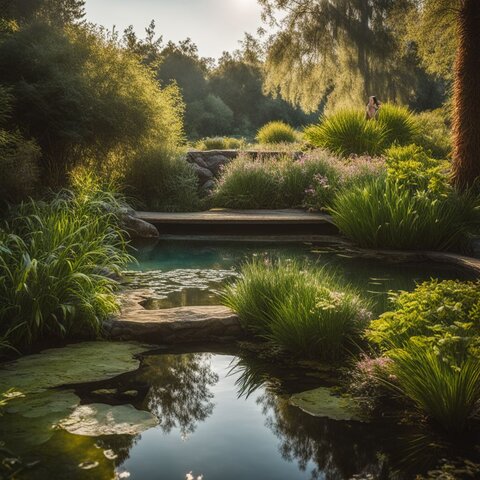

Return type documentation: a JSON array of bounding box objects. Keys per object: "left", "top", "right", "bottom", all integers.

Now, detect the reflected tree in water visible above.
[{"left": 139, "top": 353, "right": 219, "bottom": 438}]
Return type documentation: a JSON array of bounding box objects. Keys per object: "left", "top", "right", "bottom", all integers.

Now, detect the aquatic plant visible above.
[
  {"left": 387, "top": 344, "right": 480, "bottom": 433},
  {"left": 222, "top": 260, "right": 370, "bottom": 360},
  {"left": 256, "top": 121, "right": 297, "bottom": 144},
  {"left": 0, "top": 176, "right": 132, "bottom": 348},
  {"left": 330, "top": 177, "right": 479, "bottom": 250}
]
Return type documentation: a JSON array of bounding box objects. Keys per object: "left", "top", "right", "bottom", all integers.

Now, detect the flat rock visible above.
[{"left": 106, "top": 289, "right": 244, "bottom": 344}]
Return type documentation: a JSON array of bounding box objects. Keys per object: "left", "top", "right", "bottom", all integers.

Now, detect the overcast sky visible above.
[{"left": 84, "top": 0, "right": 266, "bottom": 59}]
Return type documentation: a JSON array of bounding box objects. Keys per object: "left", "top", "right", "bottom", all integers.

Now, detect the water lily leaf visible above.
[
  {"left": 57, "top": 403, "right": 159, "bottom": 436},
  {"left": 1, "top": 391, "right": 81, "bottom": 447},
  {"left": 0, "top": 341, "right": 151, "bottom": 394},
  {"left": 289, "top": 387, "right": 367, "bottom": 422}
]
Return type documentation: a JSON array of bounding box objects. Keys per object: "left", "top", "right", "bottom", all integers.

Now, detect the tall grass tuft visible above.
[
  {"left": 377, "top": 104, "right": 419, "bottom": 147},
  {"left": 0, "top": 173, "right": 132, "bottom": 349},
  {"left": 195, "top": 137, "right": 245, "bottom": 150},
  {"left": 387, "top": 344, "right": 480, "bottom": 433},
  {"left": 256, "top": 121, "right": 297, "bottom": 144},
  {"left": 330, "top": 178, "right": 479, "bottom": 250},
  {"left": 222, "top": 260, "right": 370, "bottom": 360},
  {"left": 304, "top": 110, "right": 387, "bottom": 156}
]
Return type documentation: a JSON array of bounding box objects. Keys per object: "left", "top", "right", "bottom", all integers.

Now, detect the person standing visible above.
[{"left": 366, "top": 96, "right": 381, "bottom": 120}]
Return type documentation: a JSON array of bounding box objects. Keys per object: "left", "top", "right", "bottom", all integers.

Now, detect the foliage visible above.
[
  {"left": 256, "top": 121, "right": 297, "bottom": 145},
  {"left": 0, "top": 21, "right": 184, "bottom": 186},
  {"left": 186, "top": 94, "right": 234, "bottom": 138},
  {"left": 367, "top": 279, "right": 480, "bottom": 365},
  {"left": 387, "top": 344, "right": 480, "bottom": 433},
  {"left": 0, "top": 86, "right": 40, "bottom": 205},
  {"left": 413, "top": 109, "right": 452, "bottom": 159},
  {"left": 384, "top": 144, "right": 450, "bottom": 195},
  {"left": 124, "top": 146, "right": 200, "bottom": 212},
  {"left": 304, "top": 110, "right": 387, "bottom": 156},
  {"left": 213, "top": 151, "right": 385, "bottom": 210},
  {"left": 222, "top": 260, "right": 370, "bottom": 360},
  {"left": 259, "top": 0, "right": 443, "bottom": 112},
  {"left": 0, "top": 174, "right": 131, "bottom": 349},
  {"left": 195, "top": 137, "right": 245, "bottom": 151},
  {"left": 212, "top": 155, "right": 281, "bottom": 209},
  {"left": 376, "top": 104, "right": 419, "bottom": 146},
  {"left": 330, "top": 178, "right": 479, "bottom": 250}
]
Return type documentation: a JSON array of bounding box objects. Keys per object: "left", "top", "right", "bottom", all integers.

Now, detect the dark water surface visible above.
[{"left": 5, "top": 348, "right": 480, "bottom": 480}]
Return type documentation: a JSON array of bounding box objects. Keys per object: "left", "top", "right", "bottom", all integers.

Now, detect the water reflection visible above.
[{"left": 138, "top": 353, "right": 219, "bottom": 438}]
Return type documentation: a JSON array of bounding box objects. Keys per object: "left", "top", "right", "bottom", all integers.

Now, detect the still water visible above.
[
  {"left": 2, "top": 347, "right": 479, "bottom": 479},
  {"left": 126, "top": 239, "right": 475, "bottom": 314}
]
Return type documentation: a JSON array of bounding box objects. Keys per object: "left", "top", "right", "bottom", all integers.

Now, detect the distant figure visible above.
[{"left": 366, "top": 96, "right": 381, "bottom": 120}]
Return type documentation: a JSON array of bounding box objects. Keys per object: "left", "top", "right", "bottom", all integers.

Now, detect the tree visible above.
[
  {"left": 258, "top": 0, "right": 429, "bottom": 112},
  {"left": 409, "top": 1, "right": 480, "bottom": 188},
  {"left": 0, "top": 21, "right": 183, "bottom": 185},
  {"left": 0, "top": 0, "right": 85, "bottom": 26}
]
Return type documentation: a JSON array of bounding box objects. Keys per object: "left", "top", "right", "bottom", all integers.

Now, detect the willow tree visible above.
[{"left": 259, "top": 0, "right": 418, "bottom": 113}]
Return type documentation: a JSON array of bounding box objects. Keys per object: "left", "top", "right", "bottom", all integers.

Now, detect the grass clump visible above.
[
  {"left": 195, "top": 137, "right": 245, "bottom": 150},
  {"left": 377, "top": 104, "right": 419, "bottom": 147},
  {"left": 304, "top": 109, "right": 387, "bottom": 156},
  {"left": 222, "top": 260, "right": 370, "bottom": 360},
  {"left": 256, "top": 121, "right": 297, "bottom": 145},
  {"left": 0, "top": 172, "right": 132, "bottom": 350},
  {"left": 387, "top": 344, "right": 480, "bottom": 433},
  {"left": 330, "top": 177, "right": 479, "bottom": 251}
]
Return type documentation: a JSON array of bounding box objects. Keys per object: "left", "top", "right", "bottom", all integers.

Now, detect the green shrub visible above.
[
  {"left": 367, "top": 279, "right": 480, "bottom": 364},
  {"left": 222, "top": 260, "right": 370, "bottom": 359},
  {"left": 413, "top": 109, "right": 452, "bottom": 159},
  {"left": 212, "top": 155, "right": 281, "bottom": 209},
  {"left": 330, "top": 178, "right": 479, "bottom": 250},
  {"left": 377, "top": 104, "right": 419, "bottom": 147},
  {"left": 0, "top": 175, "right": 132, "bottom": 349},
  {"left": 256, "top": 121, "right": 297, "bottom": 144},
  {"left": 304, "top": 110, "right": 387, "bottom": 156},
  {"left": 125, "top": 147, "right": 200, "bottom": 212},
  {"left": 388, "top": 344, "right": 480, "bottom": 433},
  {"left": 195, "top": 137, "right": 245, "bottom": 150},
  {"left": 0, "top": 130, "right": 40, "bottom": 205},
  {"left": 384, "top": 144, "right": 450, "bottom": 194},
  {"left": 213, "top": 151, "right": 386, "bottom": 210}
]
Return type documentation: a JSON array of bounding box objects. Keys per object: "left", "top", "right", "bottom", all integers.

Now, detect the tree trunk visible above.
[{"left": 452, "top": 0, "right": 480, "bottom": 189}]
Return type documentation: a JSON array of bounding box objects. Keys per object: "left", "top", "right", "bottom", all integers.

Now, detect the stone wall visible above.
[{"left": 186, "top": 150, "right": 303, "bottom": 194}]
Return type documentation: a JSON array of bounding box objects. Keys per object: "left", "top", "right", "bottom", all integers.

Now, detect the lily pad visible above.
[
  {"left": 1, "top": 391, "right": 81, "bottom": 447},
  {"left": 0, "top": 341, "right": 151, "bottom": 395},
  {"left": 289, "top": 387, "right": 367, "bottom": 422},
  {"left": 57, "top": 403, "right": 159, "bottom": 436}
]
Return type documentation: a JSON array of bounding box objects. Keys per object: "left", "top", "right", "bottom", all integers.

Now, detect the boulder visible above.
[
  {"left": 192, "top": 163, "right": 213, "bottom": 182},
  {"left": 201, "top": 179, "right": 216, "bottom": 193},
  {"left": 205, "top": 154, "right": 229, "bottom": 174},
  {"left": 121, "top": 213, "right": 159, "bottom": 239}
]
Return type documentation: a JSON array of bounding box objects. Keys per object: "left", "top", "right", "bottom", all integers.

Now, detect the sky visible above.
[{"left": 84, "top": 0, "right": 267, "bottom": 59}]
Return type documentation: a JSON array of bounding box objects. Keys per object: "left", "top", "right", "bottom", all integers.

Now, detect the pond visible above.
[
  {"left": 2, "top": 239, "right": 479, "bottom": 479},
  {"left": 2, "top": 342, "right": 480, "bottom": 480},
  {"left": 125, "top": 239, "right": 475, "bottom": 314}
]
